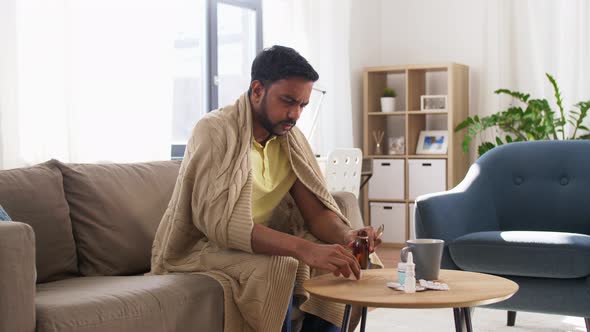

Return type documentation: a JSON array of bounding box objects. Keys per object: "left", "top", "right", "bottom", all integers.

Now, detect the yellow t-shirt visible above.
[{"left": 251, "top": 136, "right": 297, "bottom": 225}]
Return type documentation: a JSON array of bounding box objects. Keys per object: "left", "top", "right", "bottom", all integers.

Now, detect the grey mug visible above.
[{"left": 401, "top": 239, "right": 444, "bottom": 280}]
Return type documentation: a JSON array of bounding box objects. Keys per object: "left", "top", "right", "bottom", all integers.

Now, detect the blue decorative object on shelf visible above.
[{"left": 0, "top": 204, "right": 12, "bottom": 221}]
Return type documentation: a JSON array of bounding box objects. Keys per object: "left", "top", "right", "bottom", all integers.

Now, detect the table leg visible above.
[
  {"left": 462, "top": 307, "right": 473, "bottom": 332},
  {"left": 453, "top": 308, "right": 463, "bottom": 332},
  {"left": 359, "top": 306, "right": 368, "bottom": 332},
  {"left": 341, "top": 304, "right": 352, "bottom": 332}
]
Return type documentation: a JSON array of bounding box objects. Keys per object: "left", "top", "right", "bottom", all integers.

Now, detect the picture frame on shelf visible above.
[
  {"left": 420, "top": 95, "right": 447, "bottom": 112},
  {"left": 416, "top": 130, "right": 448, "bottom": 154}
]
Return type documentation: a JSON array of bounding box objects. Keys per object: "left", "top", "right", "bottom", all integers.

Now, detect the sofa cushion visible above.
[
  {"left": 35, "top": 275, "right": 223, "bottom": 332},
  {"left": 449, "top": 231, "right": 590, "bottom": 278},
  {"left": 0, "top": 161, "right": 78, "bottom": 283},
  {"left": 55, "top": 161, "right": 180, "bottom": 276}
]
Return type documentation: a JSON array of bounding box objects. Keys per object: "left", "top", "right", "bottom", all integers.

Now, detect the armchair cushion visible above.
[{"left": 449, "top": 231, "right": 590, "bottom": 279}]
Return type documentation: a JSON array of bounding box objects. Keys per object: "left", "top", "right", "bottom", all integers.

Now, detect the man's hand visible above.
[
  {"left": 296, "top": 241, "right": 361, "bottom": 280},
  {"left": 344, "top": 226, "right": 383, "bottom": 253},
  {"left": 251, "top": 224, "right": 361, "bottom": 280}
]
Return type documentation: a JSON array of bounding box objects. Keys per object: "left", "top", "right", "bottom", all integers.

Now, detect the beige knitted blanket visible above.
[{"left": 150, "top": 93, "right": 352, "bottom": 331}]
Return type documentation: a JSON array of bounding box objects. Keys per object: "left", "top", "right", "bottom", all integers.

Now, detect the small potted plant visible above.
[{"left": 381, "top": 88, "right": 397, "bottom": 112}]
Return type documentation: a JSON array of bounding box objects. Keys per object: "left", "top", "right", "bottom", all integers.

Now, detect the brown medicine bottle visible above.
[{"left": 352, "top": 232, "right": 370, "bottom": 269}]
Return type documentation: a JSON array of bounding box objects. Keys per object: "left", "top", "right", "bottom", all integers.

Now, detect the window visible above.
[
  {"left": 171, "top": 0, "right": 208, "bottom": 157},
  {"left": 172, "top": 0, "right": 262, "bottom": 159}
]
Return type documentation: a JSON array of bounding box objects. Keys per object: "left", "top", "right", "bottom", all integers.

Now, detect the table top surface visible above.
[{"left": 303, "top": 269, "right": 519, "bottom": 309}]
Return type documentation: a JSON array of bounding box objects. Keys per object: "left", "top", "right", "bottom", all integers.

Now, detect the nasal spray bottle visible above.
[{"left": 404, "top": 252, "right": 416, "bottom": 293}]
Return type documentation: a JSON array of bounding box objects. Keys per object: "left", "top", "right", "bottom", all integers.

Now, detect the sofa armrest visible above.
[
  {"left": 331, "top": 191, "right": 363, "bottom": 230},
  {"left": 0, "top": 222, "right": 36, "bottom": 332}
]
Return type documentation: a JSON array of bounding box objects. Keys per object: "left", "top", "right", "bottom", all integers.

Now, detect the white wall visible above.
[
  {"left": 0, "top": 0, "right": 19, "bottom": 169},
  {"left": 379, "top": 0, "right": 486, "bottom": 66},
  {"left": 349, "top": 0, "right": 384, "bottom": 150},
  {"left": 349, "top": 0, "right": 487, "bottom": 159}
]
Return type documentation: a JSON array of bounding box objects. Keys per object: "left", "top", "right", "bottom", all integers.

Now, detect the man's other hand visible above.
[{"left": 345, "top": 226, "right": 383, "bottom": 253}]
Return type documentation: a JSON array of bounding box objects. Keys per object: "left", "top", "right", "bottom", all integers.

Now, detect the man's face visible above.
[{"left": 251, "top": 77, "right": 313, "bottom": 136}]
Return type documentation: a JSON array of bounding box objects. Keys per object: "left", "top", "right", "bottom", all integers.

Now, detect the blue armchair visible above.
[{"left": 415, "top": 141, "right": 590, "bottom": 330}]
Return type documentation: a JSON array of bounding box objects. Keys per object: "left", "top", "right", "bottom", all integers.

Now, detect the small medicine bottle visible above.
[{"left": 404, "top": 252, "right": 416, "bottom": 293}]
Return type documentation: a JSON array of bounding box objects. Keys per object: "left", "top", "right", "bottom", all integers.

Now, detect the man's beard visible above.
[{"left": 259, "top": 94, "right": 296, "bottom": 136}]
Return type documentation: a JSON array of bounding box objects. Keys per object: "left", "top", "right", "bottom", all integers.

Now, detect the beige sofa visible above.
[{"left": 0, "top": 159, "right": 364, "bottom": 332}]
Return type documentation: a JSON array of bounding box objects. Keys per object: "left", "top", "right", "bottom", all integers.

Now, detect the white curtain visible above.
[
  {"left": 480, "top": 0, "right": 590, "bottom": 143},
  {"left": 0, "top": 0, "right": 177, "bottom": 169},
  {"left": 262, "top": 0, "right": 353, "bottom": 157}
]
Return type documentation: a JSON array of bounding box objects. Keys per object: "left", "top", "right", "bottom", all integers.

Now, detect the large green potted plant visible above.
[{"left": 455, "top": 73, "right": 590, "bottom": 157}]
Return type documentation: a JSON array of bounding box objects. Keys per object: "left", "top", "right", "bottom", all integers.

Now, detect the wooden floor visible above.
[{"left": 374, "top": 246, "right": 401, "bottom": 269}]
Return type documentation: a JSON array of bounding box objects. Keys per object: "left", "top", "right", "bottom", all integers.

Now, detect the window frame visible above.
[
  {"left": 208, "top": 0, "right": 263, "bottom": 110},
  {"left": 172, "top": 0, "right": 262, "bottom": 160}
]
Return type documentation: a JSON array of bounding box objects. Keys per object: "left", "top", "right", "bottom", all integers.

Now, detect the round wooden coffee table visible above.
[{"left": 304, "top": 269, "right": 518, "bottom": 332}]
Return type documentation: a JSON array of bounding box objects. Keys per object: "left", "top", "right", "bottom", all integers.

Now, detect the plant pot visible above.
[{"left": 380, "top": 97, "right": 395, "bottom": 112}]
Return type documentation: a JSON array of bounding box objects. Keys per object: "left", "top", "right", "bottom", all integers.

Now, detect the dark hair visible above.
[{"left": 248, "top": 45, "right": 319, "bottom": 95}]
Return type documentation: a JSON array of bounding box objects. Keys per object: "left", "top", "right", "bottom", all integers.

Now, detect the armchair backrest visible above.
[{"left": 476, "top": 140, "right": 590, "bottom": 235}]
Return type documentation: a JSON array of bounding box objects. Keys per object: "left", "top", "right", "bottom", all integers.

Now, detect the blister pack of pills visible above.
[
  {"left": 386, "top": 282, "right": 426, "bottom": 292},
  {"left": 418, "top": 279, "right": 450, "bottom": 291}
]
